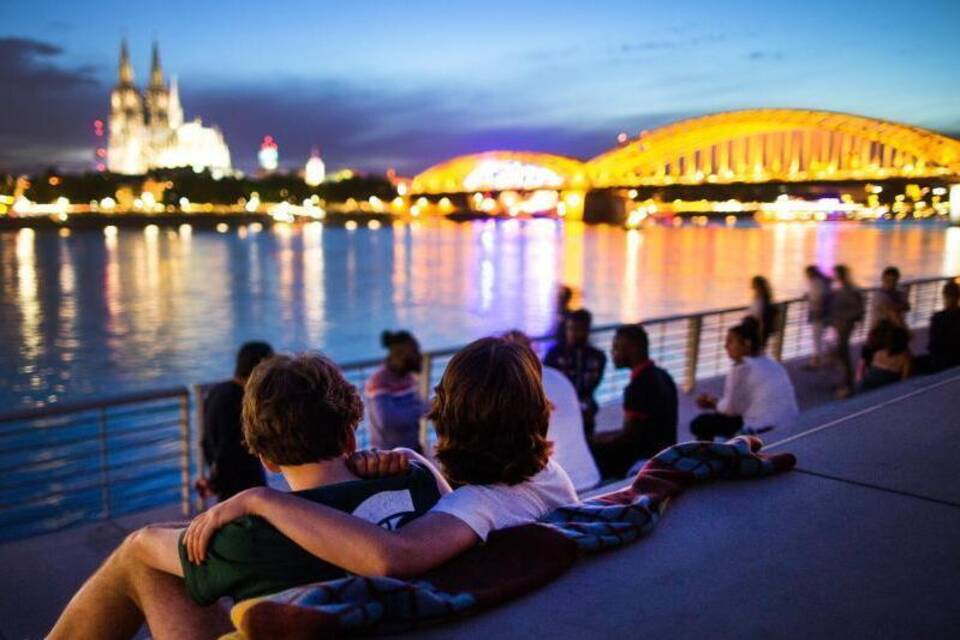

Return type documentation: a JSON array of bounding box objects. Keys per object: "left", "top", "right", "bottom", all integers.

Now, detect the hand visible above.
[
  {"left": 348, "top": 449, "right": 409, "bottom": 478},
  {"left": 183, "top": 487, "right": 267, "bottom": 564},
  {"left": 696, "top": 393, "right": 717, "bottom": 410}
]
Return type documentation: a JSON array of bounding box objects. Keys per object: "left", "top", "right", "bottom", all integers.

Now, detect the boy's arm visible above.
[
  {"left": 183, "top": 489, "right": 477, "bottom": 578},
  {"left": 131, "top": 525, "right": 186, "bottom": 577}
]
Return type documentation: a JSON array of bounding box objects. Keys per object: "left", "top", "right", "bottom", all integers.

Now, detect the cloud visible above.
[
  {"left": 746, "top": 50, "right": 786, "bottom": 61},
  {"left": 0, "top": 37, "right": 99, "bottom": 88},
  {"left": 0, "top": 37, "right": 104, "bottom": 172}
]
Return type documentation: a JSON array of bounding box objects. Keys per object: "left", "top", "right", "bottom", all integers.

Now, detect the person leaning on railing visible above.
[{"left": 830, "top": 265, "right": 866, "bottom": 399}]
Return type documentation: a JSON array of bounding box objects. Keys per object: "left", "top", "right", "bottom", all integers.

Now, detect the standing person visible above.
[
  {"left": 589, "top": 324, "right": 678, "bottom": 480},
  {"left": 803, "top": 265, "right": 832, "bottom": 369},
  {"left": 926, "top": 280, "right": 960, "bottom": 372},
  {"left": 199, "top": 341, "right": 274, "bottom": 502},
  {"left": 830, "top": 264, "right": 866, "bottom": 399},
  {"left": 504, "top": 330, "right": 600, "bottom": 491},
  {"left": 365, "top": 330, "right": 428, "bottom": 452},
  {"left": 859, "top": 320, "right": 912, "bottom": 391},
  {"left": 544, "top": 309, "right": 607, "bottom": 439},
  {"left": 748, "top": 275, "right": 778, "bottom": 349},
  {"left": 871, "top": 266, "right": 911, "bottom": 328},
  {"left": 691, "top": 318, "right": 798, "bottom": 441},
  {"left": 551, "top": 285, "right": 575, "bottom": 345}
]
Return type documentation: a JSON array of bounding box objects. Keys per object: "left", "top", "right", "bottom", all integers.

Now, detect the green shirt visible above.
[{"left": 179, "top": 463, "right": 441, "bottom": 605}]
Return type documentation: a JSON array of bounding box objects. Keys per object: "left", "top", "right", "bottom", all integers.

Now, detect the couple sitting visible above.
[{"left": 50, "top": 338, "right": 577, "bottom": 640}]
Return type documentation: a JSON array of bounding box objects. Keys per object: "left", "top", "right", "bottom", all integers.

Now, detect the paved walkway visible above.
[
  {"left": 414, "top": 367, "right": 960, "bottom": 639},
  {"left": 2, "top": 332, "right": 954, "bottom": 639}
]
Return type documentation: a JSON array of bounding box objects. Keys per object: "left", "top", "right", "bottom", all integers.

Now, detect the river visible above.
[{"left": 1, "top": 219, "right": 959, "bottom": 409}]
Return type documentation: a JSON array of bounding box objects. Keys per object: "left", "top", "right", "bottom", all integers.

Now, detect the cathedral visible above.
[{"left": 108, "top": 40, "right": 232, "bottom": 175}]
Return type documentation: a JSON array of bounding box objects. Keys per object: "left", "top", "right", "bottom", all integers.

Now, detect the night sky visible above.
[{"left": 2, "top": 0, "right": 959, "bottom": 175}]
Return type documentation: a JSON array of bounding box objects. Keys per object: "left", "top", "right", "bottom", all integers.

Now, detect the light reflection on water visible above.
[{"left": 0, "top": 219, "right": 956, "bottom": 409}]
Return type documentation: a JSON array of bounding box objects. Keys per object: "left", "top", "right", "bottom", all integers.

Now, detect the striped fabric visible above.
[{"left": 223, "top": 436, "right": 796, "bottom": 639}]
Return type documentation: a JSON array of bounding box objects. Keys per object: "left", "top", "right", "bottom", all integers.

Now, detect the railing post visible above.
[
  {"left": 770, "top": 301, "right": 788, "bottom": 362},
  {"left": 418, "top": 354, "right": 433, "bottom": 454},
  {"left": 902, "top": 281, "right": 915, "bottom": 328},
  {"left": 191, "top": 384, "right": 206, "bottom": 514},
  {"left": 179, "top": 392, "right": 191, "bottom": 518},
  {"left": 683, "top": 315, "right": 702, "bottom": 394},
  {"left": 97, "top": 407, "right": 111, "bottom": 519}
]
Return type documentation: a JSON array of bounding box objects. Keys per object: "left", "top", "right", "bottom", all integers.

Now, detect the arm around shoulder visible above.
[{"left": 216, "top": 488, "right": 477, "bottom": 578}]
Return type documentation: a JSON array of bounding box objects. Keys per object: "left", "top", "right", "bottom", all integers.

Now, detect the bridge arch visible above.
[
  {"left": 410, "top": 151, "right": 589, "bottom": 195},
  {"left": 587, "top": 109, "right": 960, "bottom": 187}
]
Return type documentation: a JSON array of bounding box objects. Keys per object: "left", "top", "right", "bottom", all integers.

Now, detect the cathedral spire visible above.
[
  {"left": 149, "top": 41, "right": 164, "bottom": 89},
  {"left": 118, "top": 38, "right": 134, "bottom": 85},
  {"left": 168, "top": 75, "right": 184, "bottom": 129}
]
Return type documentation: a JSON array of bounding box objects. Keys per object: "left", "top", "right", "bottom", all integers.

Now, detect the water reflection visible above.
[{"left": 1, "top": 221, "right": 958, "bottom": 408}]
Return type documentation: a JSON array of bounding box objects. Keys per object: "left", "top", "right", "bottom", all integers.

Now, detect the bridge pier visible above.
[{"left": 583, "top": 189, "right": 629, "bottom": 224}]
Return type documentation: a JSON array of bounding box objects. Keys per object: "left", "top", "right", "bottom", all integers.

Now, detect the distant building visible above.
[
  {"left": 304, "top": 149, "right": 325, "bottom": 186},
  {"left": 108, "top": 40, "right": 231, "bottom": 175}
]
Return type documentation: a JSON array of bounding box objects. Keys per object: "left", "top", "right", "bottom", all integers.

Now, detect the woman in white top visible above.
[
  {"left": 691, "top": 318, "right": 798, "bottom": 441},
  {"left": 182, "top": 337, "right": 578, "bottom": 576}
]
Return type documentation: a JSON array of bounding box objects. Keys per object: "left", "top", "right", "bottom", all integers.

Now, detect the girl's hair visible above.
[
  {"left": 381, "top": 330, "right": 417, "bottom": 349},
  {"left": 866, "top": 319, "right": 909, "bottom": 355},
  {"left": 751, "top": 275, "right": 773, "bottom": 302},
  {"left": 429, "top": 337, "right": 552, "bottom": 486},
  {"left": 730, "top": 317, "right": 763, "bottom": 356}
]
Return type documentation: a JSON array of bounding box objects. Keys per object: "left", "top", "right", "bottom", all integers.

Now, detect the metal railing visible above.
[
  {"left": 1, "top": 275, "right": 954, "bottom": 541},
  {"left": 0, "top": 388, "right": 193, "bottom": 541}
]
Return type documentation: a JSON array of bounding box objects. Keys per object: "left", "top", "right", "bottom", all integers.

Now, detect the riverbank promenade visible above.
[{"left": 2, "top": 350, "right": 958, "bottom": 639}]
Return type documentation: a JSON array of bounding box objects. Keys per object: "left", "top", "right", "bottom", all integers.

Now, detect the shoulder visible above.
[{"left": 365, "top": 367, "right": 415, "bottom": 397}]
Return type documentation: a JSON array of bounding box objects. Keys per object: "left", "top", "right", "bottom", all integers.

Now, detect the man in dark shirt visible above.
[
  {"left": 200, "top": 341, "right": 274, "bottom": 501},
  {"left": 180, "top": 462, "right": 440, "bottom": 604},
  {"left": 544, "top": 309, "right": 607, "bottom": 438},
  {"left": 590, "top": 324, "right": 678, "bottom": 479},
  {"left": 928, "top": 281, "right": 960, "bottom": 372}
]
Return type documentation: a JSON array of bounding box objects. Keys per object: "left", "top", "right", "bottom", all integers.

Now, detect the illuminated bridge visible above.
[
  {"left": 589, "top": 109, "right": 960, "bottom": 187},
  {"left": 408, "top": 109, "right": 960, "bottom": 221}
]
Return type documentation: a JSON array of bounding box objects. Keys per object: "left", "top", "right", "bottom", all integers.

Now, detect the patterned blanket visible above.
[{"left": 223, "top": 437, "right": 796, "bottom": 639}]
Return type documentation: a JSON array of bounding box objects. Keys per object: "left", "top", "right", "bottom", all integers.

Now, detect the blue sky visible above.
[{"left": 1, "top": 0, "right": 958, "bottom": 174}]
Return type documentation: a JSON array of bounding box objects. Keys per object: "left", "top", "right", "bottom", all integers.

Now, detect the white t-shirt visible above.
[
  {"left": 717, "top": 355, "right": 798, "bottom": 430},
  {"left": 431, "top": 460, "right": 578, "bottom": 542},
  {"left": 541, "top": 366, "right": 601, "bottom": 492}
]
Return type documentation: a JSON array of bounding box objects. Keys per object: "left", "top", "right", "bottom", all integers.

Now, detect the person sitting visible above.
[
  {"left": 364, "top": 330, "right": 429, "bottom": 452},
  {"left": 859, "top": 320, "right": 912, "bottom": 391},
  {"left": 544, "top": 309, "right": 607, "bottom": 439},
  {"left": 504, "top": 329, "right": 600, "bottom": 491},
  {"left": 870, "top": 265, "right": 911, "bottom": 328},
  {"left": 49, "top": 353, "right": 442, "bottom": 639},
  {"left": 927, "top": 280, "right": 960, "bottom": 372},
  {"left": 198, "top": 341, "right": 274, "bottom": 502},
  {"left": 50, "top": 338, "right": 578, "bottom": 640},
  {"left": 589, "top": 324, "right": 678, "bottom": 480},
  {"left": 691, "top": 318, "right": 798, "bottom": 441}
]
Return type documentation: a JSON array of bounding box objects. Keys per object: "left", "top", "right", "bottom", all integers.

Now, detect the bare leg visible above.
[{"left": 48, "top": 529, "right": 232, "bottom": 640}]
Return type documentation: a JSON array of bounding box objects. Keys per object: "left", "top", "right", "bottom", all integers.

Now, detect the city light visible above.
[
  {"left": 259, "top": 136, "right": 279, "bottom": 172},
  {"left": 304, "top": 150, "right": 325, "bottom": 186}
]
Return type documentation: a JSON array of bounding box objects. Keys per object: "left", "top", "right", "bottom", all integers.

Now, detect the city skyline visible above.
[{"left": 2, "top": 0, "right": 959, "bottom": 175}]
